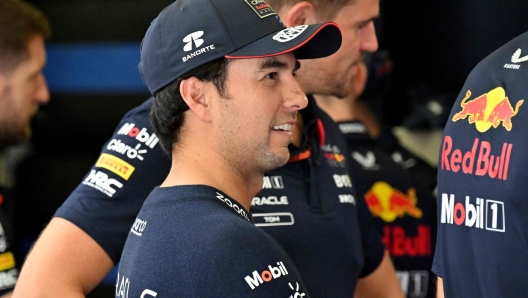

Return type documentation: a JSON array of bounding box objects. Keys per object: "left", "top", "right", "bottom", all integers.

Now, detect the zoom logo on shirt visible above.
[
  {"left": 244, "top": 262, "right": 289, "bottom": 290},
  {"left": 441, "top": 193, "right": 505, "bottom": 232}
]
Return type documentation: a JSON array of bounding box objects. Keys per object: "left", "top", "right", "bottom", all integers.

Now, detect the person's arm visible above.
[
  {"left": 354, "top": 250, "right": 405, "bottom": 298},
  {"left": 12, "top": 218, "right": 113, "bottom": 297},
  {"left": 436, "top": 277, "right": 444, "bottom": 298}
]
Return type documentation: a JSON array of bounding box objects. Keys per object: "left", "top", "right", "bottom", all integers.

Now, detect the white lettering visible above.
[
  {"left": 0, "top": 269, "right": 17, "bottom": 290},
  {"left": 264, "top": 216, "right": 280, "bottom": 223},
  {"left": 333, "top": 174, "right": 352, "bottom": 188},
  {"left": 245, "top": 271, "right": 263, "bottom": 290},
  {"left": 182, "top": 44, "right": 216, "bottom": 62},
  {"left": 441, "top": 193, "right": 454, "bottom": 224},
  {"left": 338, "top": 194, "right": 355, "bottom": 204},
  {"left": 83, "top": 170, "right": 123, "bottom": 197},
  {"left": 141, "top": 289, "right": 158, "bottom": 298},
  {"left": 116, "top": 272, "right": 130, "bottom": 298},
  {"left": 131, "top": 218, "right": 147, "bottom": 236},
  {"left": 252, "top": 196, "right": 289, "bottom": 206}
]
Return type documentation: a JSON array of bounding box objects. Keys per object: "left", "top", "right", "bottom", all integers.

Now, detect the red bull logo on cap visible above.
[
  {"left": 452, "top": 87, "right": 523, "bottom": 132},
  {"left": 365, "top": 182, "right": 423, "bottom": 222}
]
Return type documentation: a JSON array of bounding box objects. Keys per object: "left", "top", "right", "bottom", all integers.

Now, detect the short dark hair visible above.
[
  {"left": 267, "top": 0, "right": 355, "bottom": 19},
  {"left": 0, "top": 0, "right": 51, "bottom": 74},
  {"left": 150, "top": 58, "right": 232, "bottom": 155}
]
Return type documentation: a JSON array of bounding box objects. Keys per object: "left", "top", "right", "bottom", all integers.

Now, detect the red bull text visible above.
[
  {"left": 382, "top": 225, "right": 431, "bottom": 257},
  {"left": 441, "top": 136, "right": 512, "bottom": 180}
]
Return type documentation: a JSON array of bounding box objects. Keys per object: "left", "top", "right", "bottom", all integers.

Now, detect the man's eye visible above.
[{"left": 265, "top": 72, "right": 277, "bottom": 79}]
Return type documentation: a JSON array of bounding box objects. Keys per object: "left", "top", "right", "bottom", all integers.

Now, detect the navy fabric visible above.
[
  {"left": 0, "top": 187, "right": 20, "bottom": 295},
  {"left": 116, "top": 185, "right": 308, "bottom": 297},
  {"left": 250, "top": 96, "right": 385, "bottom": 298},
  {"left": 339, "top": 121, "right": 437, "bottom": 298},
  {"left": 433, "top": 31, "right": 528, "bottom": 297},
  {"left": 55, "top": 98, "right": 171, "bottom": 261},
  {"left": 55, "top": 96, "right": 385, "bottom": 297}
]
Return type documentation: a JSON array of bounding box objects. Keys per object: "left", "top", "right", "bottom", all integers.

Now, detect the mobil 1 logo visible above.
[{"left": 441, "top": 193, "right": 505, "bottom": 232}]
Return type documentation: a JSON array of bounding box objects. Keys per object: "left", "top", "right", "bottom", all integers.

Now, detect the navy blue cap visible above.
[{"left": 139, "top": 0, "right": 342, "bottom": 94}]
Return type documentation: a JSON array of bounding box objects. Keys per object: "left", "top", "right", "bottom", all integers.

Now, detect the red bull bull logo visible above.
[
  {"left": 452, "top": 88, "right": 523, "bottom": 132},
  {"left": 365, "top": 182, "right": 423, "bottom": 222}
]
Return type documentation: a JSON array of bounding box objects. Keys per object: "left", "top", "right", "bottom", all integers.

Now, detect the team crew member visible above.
[
  {"left": 115, "top": 0, "right": 342, "bottom": 297},
  {"left": 15, "top": 0, "right": 404, "bottom": 297},
  {"left": 314, "top": 62, "right": 438, "bottom": 298},
  {"left": 0, "top": 0, "right": 50, "bottom": 296},
  {"left": 434, "top": 31, "right": 528, "bottom": 297}
]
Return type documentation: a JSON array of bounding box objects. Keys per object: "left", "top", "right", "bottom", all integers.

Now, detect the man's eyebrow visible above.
[{"left": 257, "top": 57, "right": 299, "bottom": 72}]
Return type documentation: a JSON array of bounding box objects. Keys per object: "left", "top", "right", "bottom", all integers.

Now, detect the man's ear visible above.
[
  {"left": 279, "top": 1, "right": 318, "bottom": 27},
  {"left": 180, "top": 77, "right": 211, "bottom": 121}
]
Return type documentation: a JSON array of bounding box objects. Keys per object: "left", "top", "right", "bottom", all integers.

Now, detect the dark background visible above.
[{"left": 12, "top": 0, "right": 528, "bottom": 296}]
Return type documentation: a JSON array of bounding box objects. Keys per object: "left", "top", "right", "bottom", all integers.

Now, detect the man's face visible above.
[
  {"left": 295, "top": 0, "right": 379, "bottom": 98},
  {"left": 0, "top": 35, "right": 49, "bottom": 146},
  {"left": 214, "top": 53, "right": 307, "bottom": 174}
]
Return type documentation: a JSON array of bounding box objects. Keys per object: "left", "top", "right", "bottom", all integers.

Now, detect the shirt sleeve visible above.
[
  {"left": 352, "top": 167, "right": 386, "bottom": 278},
  {"left": 0, "top": 208, "right": 19, "bottom": 295},
  {"left": 54, "top": 99, "right": 171, "bottom": 263}
]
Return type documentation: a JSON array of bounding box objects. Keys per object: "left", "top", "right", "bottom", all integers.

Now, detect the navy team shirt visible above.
[
  {"left": 338, "top": 122, "right": 437, "bottom": 298},
  {"left": 55, "top": 96, "right": 385, "bottom": 297},
  {"left": 117, "top": 185, "right": 309, "bottom": 297},
  {"left": 0, "top": 187, "right": 21, "bottom": 295},
  {"left": 433, "top": 31, "right": 528, "bottom": 297}
]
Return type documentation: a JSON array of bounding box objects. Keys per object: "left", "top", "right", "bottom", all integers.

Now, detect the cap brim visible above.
[{"left": 225, "top": 22, "right": 342, "bottom": 60}]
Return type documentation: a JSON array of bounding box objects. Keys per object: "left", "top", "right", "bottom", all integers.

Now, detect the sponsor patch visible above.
[
  {"left": 244, "top": 261, "right": 289, "bottom": 290},
  {"left": 253, "top": 212, "right": 294, "bottom": 227},
  {"left": 273, "top": 25, "right": 308, "bottom": 42},
  {"left": 365, "top": 182, "right": 422, "bottom": 222},
  {"left": 441, "top": 193, "right": 505, "bottom": 232},
  {"left": 452, "top": 88, "right": 523, "bottom": 132},
  {"left": 0, "top": 252, "right": 15, "bottom": 271},
  {"left": 83, "top": 170, "right": 123, "bottom": 197},
  {"left": 244, "top": 0, "right": 277, "bottom": 18},
  {"left": 0, "top": 269, "right": 17, "bottom": 290},
  {"left": 96, "top": 153, "right": 135, "bottom": 180}
]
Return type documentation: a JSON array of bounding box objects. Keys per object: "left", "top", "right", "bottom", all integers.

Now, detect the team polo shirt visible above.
[
  {"left": 251, "top": 96, "right": 385, "bottom": 298},
  {"left": 0, "top": 187, "right": 20, "bottom": 295},
  {"left": 433, "top": 31, "right": 528, "bottom": 297},
  {"left": 117, "top": 185, "right": 309, "bottom": 297},
  {"left": 55, "top": 96, "right": 385, "bottom": 297},
  {"left": 338, "top": 122, "right": 437, "bottom": 298}
]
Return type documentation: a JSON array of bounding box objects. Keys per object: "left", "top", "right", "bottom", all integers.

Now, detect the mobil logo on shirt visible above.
[
  {"left": 117, "top": 123, "right": 159, "bottom": 149},
  {"left": 244, "top": 262, "right": 289, "bottom": 290},
  {"left": 440, "top": 136, "right": 513, "bottom": 181},
  {"left": 440, "top": 193, "right": 505, "bottom": 232}
]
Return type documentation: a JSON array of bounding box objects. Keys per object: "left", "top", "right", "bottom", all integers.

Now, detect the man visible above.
[
  {"left": 0, "top": 0, "right": 50, "bottom": 147},
  {"left": 314, "top": 60, "right": 438, "bottom": 297},
  {"left": 0, "top": 0, "right": 50, "bottom": 296},
  {"left": 433, "top": 31, "right": 528, "bottom": 297},
  {"left": 14, "top": 0, "right": 404, "bottom": 297},
  {"left": 113, "top": 1, "right": 343, "bottom": 296}
]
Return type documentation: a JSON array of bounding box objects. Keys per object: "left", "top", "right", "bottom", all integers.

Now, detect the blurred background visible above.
[{"left": 2, "top": 0, "right": 528, "bottom": 296}]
